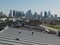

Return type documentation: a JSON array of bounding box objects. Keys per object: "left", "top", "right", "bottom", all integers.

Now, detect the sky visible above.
[{"left": 0, "top": 0, "right": 60, "bottom": 17}]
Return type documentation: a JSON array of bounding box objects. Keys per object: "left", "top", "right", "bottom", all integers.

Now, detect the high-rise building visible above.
[
  {"left": 33, "top": 12, "right": 38, "bottom": 19},
  {"left": 51, "top": 15, "right": 53, "bottom": 18},
  {"left": 44, "top": 11, "right": 48, "bottom": 18},
  {"left": 9, "top": 9, "right": 12, "bottom": 17},
  {"left": 38, "top": 15, "right": 40, "bottom": 19},
  {"left": 40, "top": 11, "right": 43, "bottom": 18},
  {"left": 18, "top": 11, "right": 21, "bottom": 17},
  {"left": 18, "top": 11, "right": 25, "bottom": 18},
  {"left": 20, "top": 12, "right": 24, "bottom": 16},
  {"left": 16, "top": 11, "right": 19, "bottom": 17},
  {"left": 21, "top": 11, "right": 25, "bottom": 18},
  {"left": 0, "top": 11, "right": 3, "bottom": 16},
  {"left": 13, "top": 10, "right": 16, "bottom": 17},
  {"left": 0, "top": 11, "right": 3, "bottom": 17},
  {"left": 48, "top": 10, "right": 51, "bottom": 17},
  {"left": 26, "top": 10, "right": 32, "bottom": 19},
  {"left": 55, "top": 14, "right": 57, "bottom": 18}
]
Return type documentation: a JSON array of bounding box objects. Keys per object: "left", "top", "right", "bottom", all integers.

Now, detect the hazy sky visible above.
[{"left": 0, "top": 0, "right": 60, "bottom": 16}]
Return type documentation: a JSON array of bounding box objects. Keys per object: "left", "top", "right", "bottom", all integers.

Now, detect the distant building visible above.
[
  {"left": 55, "top": 14, "right": 57, "bottom": 19},
  {"left": 18, "top": 11, "right": 21, "bottom": 17},
  {"left": 38, "top": 15, "right": 40, "bottom": 19},
  {"left": 44, "top": 11, "right": 48, "bottom": 18},
  {"left": 20, "top": 11, "right": 25, "bottom": 18},
  {"left": 0, "top": 11, "right": 3, "bottom": 17},
  {"left": 9, "top": 9, "right": 12, "bottom": 17},
  {"left": 26, "top": 10, "right": 32, "bottom": 19},
  {"left": 16, "top": 11, "right": 19, "bottom": 17},
  {"left": 55, "top": 14, "right": 57, "bottom": 17},
  {"left": 33, "top": 12, "right": 38, "bottom": 19},
  {"left": 51, "top": 15, "right": 53, "bottom": 18},
  {"left": 13, "top": 10, "right": 16, "bottom": 17},
  {"left": 40, "top": 11, "right": 43, "bottom": 18},
  {"left": 18, "top": 11, "right": 25, "bottom": 18},
  {"left": 48, "top": 10, "right": 51, "bottom": 18},
  {"left": 0, "top": 11, "right": 3, "bottom": 15}
]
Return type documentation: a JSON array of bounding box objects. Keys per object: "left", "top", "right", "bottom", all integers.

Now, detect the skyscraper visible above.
[
  {"left": 16, "top": 11, "right": 19, "bottom": 17},
  {"left": 44, "top": 11, "right": 48, "bottom": 18},
  {"left": 21, "top": 11, "right": 25, "bottom": 18},
  {"left": 48, "top": 10, "right": 51, "bottom": 17},
  {"left": 18, "top": 11, "right": 25, "bottom": 18},
  {"left": 18, "top": 11, "right": 21, "bottom": 17},
  {"left": 26, "top": 10, "right": 32, "bottom": 19},
  {"left": 33, "top": 12, "right": 38, "bottom": 19},
  {"left": 0, "top": 11, "right": 3, "bottom": 17},
  {"left": 9, "top": 9, "right": 12, "bottom": 17},
  {"left": 51, "top": 15, "right": 53, "bottom": 18},
  {"left": 40, "top": 11, "right": 43, "bottom": 18},
  {"left": 55, "top": 14, "right": 57, "bottom": 18},
  {"left": 0, "top": 11, "right": 3, "bottom": 16},
  {"left": 13, "top": 10, "right": 16, "bottom": 17}
]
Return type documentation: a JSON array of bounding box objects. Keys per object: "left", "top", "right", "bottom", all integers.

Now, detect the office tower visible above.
[
  {"left": 9, "top": 9, "right": 12, "bottom": 17},
  {"left": 26, "top": 10, "right": 32, "bottom": 19},
  {"left": 18, "top": 11, "right": 21, "bottom": 17},
  {"left": 44, "top": 11, "right": 48, "bottom": 18},
  {"left": 38, "top": 15, "right": 40, "bottom": 19},
  {"left": 55, "top": 14, "right": 57, "bottom": 18},
  {"left": 13, "top": 10, "right": 16, "bottom": 17},
  {"left": 18, "top": 11, "right": 25, "bottom": 18},
  {"left": 21, "top": 12, "right": 25, "bottom": 18},
  {"left": 51, "top": 15, "right": 53, "bottom": 18},
  {"left": 48, "top": 10, "right": 51, "bottom": 17},
  {"left": 33, "top": 12, "right": 38, "bottom": 19},
  {"left": 21, "top": 11, "right": 25, "bottom": 17},
  {"left": 16, "top": 11, "right": 19, "bottom": 17},
  {"left": 0, "top": 11, "right": 3, "bottom": 17},
  {"left": 0, "top": 11, "right": 3, "bottom": 16},
  {"left": 40, "top": 11, "right": 43, "bottom": 18}
]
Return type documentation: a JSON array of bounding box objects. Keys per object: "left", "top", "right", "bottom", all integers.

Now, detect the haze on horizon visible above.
[{"left": 0, "top": 0, "right": 60, "bottom": 17}]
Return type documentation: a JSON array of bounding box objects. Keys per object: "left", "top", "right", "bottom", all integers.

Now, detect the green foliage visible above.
[{"left": 47, "top": 25, "right": 60, "bottom": 30}]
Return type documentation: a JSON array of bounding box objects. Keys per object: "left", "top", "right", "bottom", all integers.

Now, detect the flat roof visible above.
[{"left": 0, "top": 27, "right": 60, "bottom": 45}]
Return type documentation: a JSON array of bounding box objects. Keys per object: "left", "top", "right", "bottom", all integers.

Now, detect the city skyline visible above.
[
  {"left": 0, "top": 0, "right": 60, "bottom": 17},
  {"left": 10, "top": 10, "right": 57, "bottom": 20}
]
